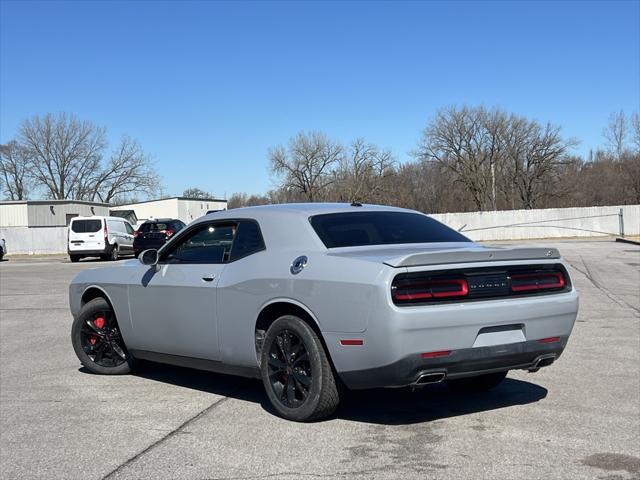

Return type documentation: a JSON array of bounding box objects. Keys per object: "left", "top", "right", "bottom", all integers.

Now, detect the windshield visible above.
[{"left": 310, "top": 211, "right": 469, "bottom": 248}]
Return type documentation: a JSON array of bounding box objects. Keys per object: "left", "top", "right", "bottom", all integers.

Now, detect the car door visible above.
[
  {"left": 122, "top": 221, "right": 135, "bottom": 251},
  {"left": 127, "top": 221, "right": 238, "bottom": 360}
]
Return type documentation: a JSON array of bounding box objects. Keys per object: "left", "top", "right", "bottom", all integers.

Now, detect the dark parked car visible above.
[{"left": 133, "top": 219, "right": 186, "bottom": 257}]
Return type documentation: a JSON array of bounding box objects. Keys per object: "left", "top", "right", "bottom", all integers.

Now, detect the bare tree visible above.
[
  {"left": 501, "top": 116, "right": 575, "bottom": 209},
  {"left": 88, "top": 136, "right": 160, "bottom": 203},
  {"left": 269, "top": 131, "right": 342, "bottom": 202},
  {"left": 415, "top": 106, "right": 506, "bottom": 211},
  {"left": 227, "top": 192, "right": 271, "bottom": 209},
  {"left": 183, "top": 187, "right": 214, "bottom": 199},
  {"left": 19, "top": 113, "right": 107, "bottom": 199},
  {"left": 631, "top": 112, "right": 640, "bottom": 153},
  {"left": 603, "top": 110, "right": 628, "bottom": 159},
  {"left": 333, "top": 138, "right": 397, "bottom": 203},
  {"left": 0, "top": 140, "right": 32, "bottom": 200}
]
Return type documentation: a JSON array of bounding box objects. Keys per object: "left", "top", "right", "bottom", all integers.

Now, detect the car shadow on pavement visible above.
[
  {"left": 96, "top": 362, "right": 548, "bottom": 425},
  {"left": 337, "top": 379, "right": 548, "bottom": 425}
]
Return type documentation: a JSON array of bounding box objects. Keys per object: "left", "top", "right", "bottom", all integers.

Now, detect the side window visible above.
[
  {"left": 125, "top": 223, "right": 135, "bottom": 235},
  {"left": 162, "top": 222, "right": 237, "bottom": 264},
  {"left": 230, "top": 221, "right": 265, "bottom": 261}
]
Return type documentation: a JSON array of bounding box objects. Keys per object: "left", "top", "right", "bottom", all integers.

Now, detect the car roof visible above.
[
  {"left": 194, "top": 203, "right": 426, "bottom": 252},
  {"left": 203, "top": 203, "right": 415, "bottom": 221},
  {"left": 141, "top": 218, "right": 178, "bottom": 223},
  {"left": 71, "top": 216, "right": 129, "bottom": 221}
]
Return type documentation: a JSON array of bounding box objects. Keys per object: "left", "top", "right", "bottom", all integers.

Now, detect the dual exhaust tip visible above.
[{"left": 413, "top": 353, "right": 559, "bottom": 386}]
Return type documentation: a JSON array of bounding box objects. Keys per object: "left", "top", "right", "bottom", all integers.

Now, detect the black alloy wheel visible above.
[
  {"left": 267, "top": 329, "right": 312, "bottom": 408},
  {"left": 71, "top": 297, "right": 133, "bottom": 375},
  {"left": 260, "top": 315, "right": 340, "bottom": 422}
]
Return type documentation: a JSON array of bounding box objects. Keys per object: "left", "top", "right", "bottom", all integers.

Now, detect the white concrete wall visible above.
[
  {"left": 431, "top": 205, "right": 640, "bottom": 241},
  {"left": 0, "top": 227, "right": 68, "bottom": 254}
]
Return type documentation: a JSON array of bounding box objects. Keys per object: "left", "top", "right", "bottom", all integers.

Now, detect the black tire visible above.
[
  {"left": 260, "top": 315, "right": 340, "bottom": 422},
  {"left": 446, "top": 371, "right": 507, "bottom": 392},
  {"left": 71, "top": 297, "right": 134, "bottom": 375},
  {"left": 69, "top": 255, "right": 80, "bottom": 263},
  {"left": 109, "top": 244, "right": 119, "bottom": 261}
]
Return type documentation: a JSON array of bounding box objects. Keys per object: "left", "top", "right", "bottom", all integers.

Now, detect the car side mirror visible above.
[{"left": 139, "top": 249, "right": 159, "bottom": 266}]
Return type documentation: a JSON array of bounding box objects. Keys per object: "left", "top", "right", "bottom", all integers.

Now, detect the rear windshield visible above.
[
  {"left": 139, "top": 222, "right": 170, "bottom": 232},
  {"left": 310, "top": 212, "right": 469, "bottom": 248},
  {"left": 70, "top": 219, "right": 102, "bottom": 233},
  {"left": 139, "top": 221, "right": 183, "bottom": 232}
]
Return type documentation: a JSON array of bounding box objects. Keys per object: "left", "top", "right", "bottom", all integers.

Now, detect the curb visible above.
[{"left": 615, "top": 237, "right": 640, "bottom": 246}]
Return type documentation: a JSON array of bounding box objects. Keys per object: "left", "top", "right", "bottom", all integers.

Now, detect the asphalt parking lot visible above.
[{"left": 1, "top": 239, "right": 639, "bottom": 480}]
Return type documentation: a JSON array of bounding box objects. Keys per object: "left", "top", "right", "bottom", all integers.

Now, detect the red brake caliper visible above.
[{"left": 91, "top": 317, "right": 106, "bottom": 345}]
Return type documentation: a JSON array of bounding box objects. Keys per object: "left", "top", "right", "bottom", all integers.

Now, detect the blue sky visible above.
[{"left": 1, "top": 0, "right": 638, "bottom": 198}]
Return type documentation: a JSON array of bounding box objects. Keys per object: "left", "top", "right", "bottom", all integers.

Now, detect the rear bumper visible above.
[
  {"left": 339, "top": 337, "right": 567, "bottom": 389},
  {"left": 68, "top": 248, "right": 108, "bottom": 256},
  {"left": 133, "top": 240, "right": 166, "bottom": 252}
]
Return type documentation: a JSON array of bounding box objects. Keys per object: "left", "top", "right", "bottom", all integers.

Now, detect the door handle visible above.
[{"left": 202, "top": 275, "right": 216, "bottom": 282}]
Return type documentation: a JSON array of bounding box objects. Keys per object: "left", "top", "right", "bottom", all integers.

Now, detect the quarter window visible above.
[{"left": 230, "top": 221, "right": 265, "bottom": 261}]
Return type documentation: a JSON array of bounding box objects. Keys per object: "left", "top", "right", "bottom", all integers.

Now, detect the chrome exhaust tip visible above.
[
  {"left": 414, "top": 372, "right": 446, "bottom": 386},
  {"left": 528, "top": 354, "right": 557, "bottom": 372}
]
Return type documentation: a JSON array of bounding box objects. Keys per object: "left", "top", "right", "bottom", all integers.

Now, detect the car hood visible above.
[{"left": 326, "top": 242, "right": 560, "bottom": 267}]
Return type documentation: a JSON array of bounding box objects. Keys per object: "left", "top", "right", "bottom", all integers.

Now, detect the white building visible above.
[
  {"left": 0, "top": 200, "right": 110, "bottom": 254},
  {"left": 110, "top": 196, "right": 227, "bottom": 226}
]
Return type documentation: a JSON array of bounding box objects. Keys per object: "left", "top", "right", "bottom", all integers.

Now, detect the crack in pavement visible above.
[
  {"left": 101, "top": 384, "right": 244, "bottom": 480},
  {"left": 567, "top": 257, "right": 640, "bottom": 315}
]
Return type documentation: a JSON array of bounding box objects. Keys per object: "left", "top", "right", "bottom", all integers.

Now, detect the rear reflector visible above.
[
  {"left": 340, "top": 339, "right": 364, "bottom": 346},
  {"left": 511, "top": 272, "right": 565, "bottom": 292},
  {"left": 538, "top": 336, "right": 560, "bottom": 344},
  {"left": 421, "top": 350, "right": 452, "bottom": 358}
]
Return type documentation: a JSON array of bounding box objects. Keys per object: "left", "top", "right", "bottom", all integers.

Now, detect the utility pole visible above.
[{"left": 491, "top": 162, "right": 497, "bottom": 211}]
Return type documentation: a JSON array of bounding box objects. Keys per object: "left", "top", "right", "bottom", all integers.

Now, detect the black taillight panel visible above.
[{"left": 392, "top": 263, "right": 571, "bottom": 306}]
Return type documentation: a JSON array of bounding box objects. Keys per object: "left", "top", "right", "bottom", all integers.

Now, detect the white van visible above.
[{"left": 68, "top": 216, "right": 135, "bottom": 262}]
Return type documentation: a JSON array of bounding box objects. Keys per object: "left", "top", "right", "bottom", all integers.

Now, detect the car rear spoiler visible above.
[{"left": 383, "top": 247, "right": 561, "bottom": 268}]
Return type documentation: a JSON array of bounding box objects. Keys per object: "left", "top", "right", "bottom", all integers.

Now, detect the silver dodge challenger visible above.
[{"left": 69, "top": 203, "right": 579, "bottom": 421}]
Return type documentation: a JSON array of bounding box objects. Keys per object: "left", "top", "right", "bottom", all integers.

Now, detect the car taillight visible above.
[
  {"left": 104, "top": 223, "right": 108, "bottom": 240},
  {"left": 161, "top": 229, "right": 174, "bottom": 237},
  {"left": 392, "top": 277, "right": 469, "bottom": 304},
  {"left": 510, "top": 271, "right": 565, "bottom": 292},
  {"left": 133, "top": 230, "right": 139, "bottom": 238}
]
